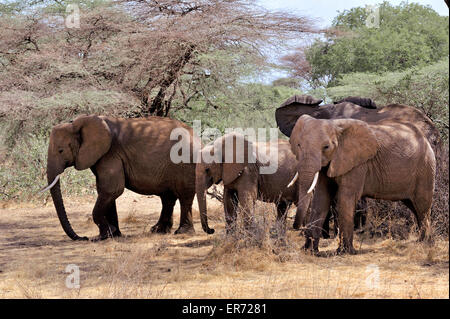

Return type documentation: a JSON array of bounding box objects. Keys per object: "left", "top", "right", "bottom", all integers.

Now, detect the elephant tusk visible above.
[
  {"left": 287, "top": 172, "right": 298, "bottom": 188},
  {"left": 307, "top": 172, "right": 319, "bottom": 194},
  {"left": 39, "top": 174, "right": 61, "bottom": 194}
]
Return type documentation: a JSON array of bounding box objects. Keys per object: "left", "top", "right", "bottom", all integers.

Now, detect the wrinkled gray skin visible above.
[
  {"left": 289, "top": 115, "right": 436, "bottom": 255},
  {"left": 196, "top": 133, "right": 298, "bottom": 234},
  {"left": 276, "top": 95, "right": 442, "bottom": 237},
  {"left": 333, "top": 96, "right": 377, "bottom": 109},
  {"left": 44, "top": 115, "right": 200, "bottom": 241},
  {"left": 275, "top": 95, "right": 441, "bottom": 158}
]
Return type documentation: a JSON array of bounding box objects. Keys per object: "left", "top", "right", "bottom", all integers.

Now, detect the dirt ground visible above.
[{"left": 0, "top": 190, "right": 448, "bottom": 299}]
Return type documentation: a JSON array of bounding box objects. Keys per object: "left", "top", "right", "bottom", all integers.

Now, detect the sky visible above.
[
  {"left": 260, "top": 0, "right": 448, "bottom": 28},
  {"left": 256, "top": 0, "right": 448, "bottom": 83}
]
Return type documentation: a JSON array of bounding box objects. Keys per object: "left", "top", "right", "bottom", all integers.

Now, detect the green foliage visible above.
[
  {"left": 307, "top": 1, "right": 449, "bottom": 85},
  {"left": 0, "top": 89, "right": 140, "bottom": 201},
  {"left": 0, "top": 90, "right": 141, "bottom": 150},
  {"left": 327, "top": 59, "right": 449, "bottom": 140},
  {"left": 0, "top": 81, "right": 300, "bottom": 201},
  {"left": 0, "top": 134, "right": 95, "bottom": 202},
  {"left": 173, "top": 83, "right": 302, "bottom": 139}
]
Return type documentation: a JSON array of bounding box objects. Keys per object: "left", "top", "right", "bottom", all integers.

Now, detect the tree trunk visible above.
[{"left": 143, "top": 44, "right": 195, "bottom": 117}]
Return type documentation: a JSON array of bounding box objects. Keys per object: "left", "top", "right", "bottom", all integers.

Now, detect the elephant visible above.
[
  {"left": 195, "top": 132, "right": 298, "bottom": 235},
  {"left": 275, "top": 94, "right": 441, "bottom": 158},
  {"left": 276, "top": 94, "right": 441, "bottom": 235},
  {"left": 333, "top": 96, "right": 377, "bottom": 109},
  {"left": 286, "top": 115, "right": 436, "bottom": 254},
  {"left": 42, "top": 114, "right": 200, "bottom": 241}
]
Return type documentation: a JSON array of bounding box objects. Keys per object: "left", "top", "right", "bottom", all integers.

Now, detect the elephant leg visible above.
[
  {"left": 354, "top": 197, "right": 367, "bottom": 232},
  {"left": 92, "top": 194, "right": 122, "bottom": 241},
  {"left": 175, "top": 196, "right": 195, "bottom": 234},
  {"left": 321, "top": 210, "right": 331, "bottom": 239},
  {"left": 92, "top": 158, "right": 124, "bottom": 241},
  {"left": 224, "top": 189, "right": 238, "bottom": 234},
  {"left": 331, "top": 202, "right": 339, "bottom": 238},
  {"left": 304, "top": 176, "right": 333, "bottom": 253},
  {"left": 335, "top": 190, "right": 358, "bottom": 255},
  {"left": 403, "top": 198, "right": 432, "bottom": 243},
  {"left": 105, "top": 201, "right": 122, "bottom": 237},
  {"left": 292, "top": 204, "right": 304, "bottom": 230},
  {"left": 151, "top": 191, "right": 177, "bottom": 234},
  {"left": 274, "top": 201, "right": 290, "bottom": 237},
  {"left": 237, "top": 188, "right": 257, "bottom": 231}
]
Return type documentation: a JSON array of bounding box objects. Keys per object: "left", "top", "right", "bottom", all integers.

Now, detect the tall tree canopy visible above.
[
  {"left": 282, "top": 1, "right": 449, "bottom": 87},
  {"left": 0, "top": 0, "right": 319, "bottom": 117}
]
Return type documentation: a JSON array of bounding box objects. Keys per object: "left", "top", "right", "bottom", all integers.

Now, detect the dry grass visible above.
[{"left": 0, "top": 190, "right": 448, "bottom": 299}]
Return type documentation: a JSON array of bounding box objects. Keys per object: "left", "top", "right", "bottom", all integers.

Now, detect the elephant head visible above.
[
  {"left": 195, "top": 133, "right": 255, "bottom": 234},
  {"left": 43, "top": 114, "right": 112, "bottom": 240},
  {"left": 287, "top": 115, "right": 379, "bottom": 227},
  {"left": 275, "top": 94, "right": 379, "bottom": 137}
]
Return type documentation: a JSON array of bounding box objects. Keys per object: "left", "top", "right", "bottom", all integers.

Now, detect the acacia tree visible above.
[
  {"left": 0, "top": 0, "right": 320, "bottom": 117},
  {"left": 118, "top": 0, "right": 320, "bottom": 115}
]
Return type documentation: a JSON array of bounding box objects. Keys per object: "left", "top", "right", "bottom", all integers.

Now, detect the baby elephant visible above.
[{"left": 195, "top": 132, "right": 298, "bottom": 234}]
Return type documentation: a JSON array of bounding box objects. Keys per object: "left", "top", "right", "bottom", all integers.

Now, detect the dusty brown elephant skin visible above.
[
  {"left": 276, "top": 94, "right": 441, "bottom": 236},
  {"left": 44, "top": 115, "right": 199, "bottom": 241},
  {"left": 333, "top": 96, "right": 377, "bottom": 109},
  {"left": 288, "top": 115, "right": 436, "bottom": 255},
  {"left": 195, "top": 133, "right": 298, "bottom": 234},
  {"left": 275, "top": 94, "right": 442, "bottom": 158}
]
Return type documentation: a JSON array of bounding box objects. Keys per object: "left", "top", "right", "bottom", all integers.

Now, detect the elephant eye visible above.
[
  {"left": 58, "top": 149, "right": 63, "bottom": 154},
  {"left": 205, "top": 168, "right": 210, "bottom": 173},
  {"left": 323, "top": 145, "right": 329, "bottom": 150}
]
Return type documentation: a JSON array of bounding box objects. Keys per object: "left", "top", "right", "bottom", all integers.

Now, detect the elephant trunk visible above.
[
  {"left": 47, "top": 160, "right": 88, "bottom": 241},
  {"left": 195, "top": 164, "right": 215, "bottom": 234},
  {"left": 293, "top": 159, "right": 321, "bottom": 230}
]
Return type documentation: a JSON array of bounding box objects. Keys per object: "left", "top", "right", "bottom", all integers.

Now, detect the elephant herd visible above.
[{"left": 42, "top": 95, "right": 440, "bottom": 255}]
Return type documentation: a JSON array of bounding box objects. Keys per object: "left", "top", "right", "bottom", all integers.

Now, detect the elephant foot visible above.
[
  {"left": 336, "top": 245, "right": 356, "bottom": 255},
  {"left": 303, "top": 238, "right": 312, "bottom": 251},
  {"left": 174, "top": 224, "right": 195, "bottom": 235},
  {"left": 91, "top": 225, "right": 121, "bottom": 242},
  {"left": 112, "top": 229, "right": 122, "bottom": 237},
  {"left": 151, "top": 222, "right": 172, "bottom": 234},
  {"left": 303, "top": 236, "right": 320, "bottom": 254},
  {"left": 90, "top": 235, "right": 109, "bottom": 242}
]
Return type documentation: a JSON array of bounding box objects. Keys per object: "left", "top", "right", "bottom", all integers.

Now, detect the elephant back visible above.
[{"left": 276, "top": 95, "right": 324, "bottom": 137}]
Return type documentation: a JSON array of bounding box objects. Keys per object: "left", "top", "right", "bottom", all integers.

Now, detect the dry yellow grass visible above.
[{"left": 0, "top": 190, "right": 448, "bottom": 298}]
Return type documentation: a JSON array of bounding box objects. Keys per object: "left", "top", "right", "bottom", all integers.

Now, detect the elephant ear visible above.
[
  {"left": 327, "top": 119, "right": 379, "bottom": 178},
  {"left": 275, "top": 95, "right": 323, "bottom": 137},
  {"left": 72, "top": 115, "right": 112, "bottom": 170},
  {"left": 219, "top": 133, "right": 255, "bottom": 185}
]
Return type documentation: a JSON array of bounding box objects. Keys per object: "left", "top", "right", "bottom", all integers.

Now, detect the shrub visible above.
[{"left": 0, "top": 133, "right": 95, "bottom": 202}]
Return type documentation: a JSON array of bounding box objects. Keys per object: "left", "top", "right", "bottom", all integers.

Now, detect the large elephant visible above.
[
  {"left": 42, "top": 114, "right": 200, "bottom": 241},
  {"left": 286, "top": 115, "right": 436, "bottom": 254},
  {"left": 333, "top": 96, "right": 377, "bottom": 109},
  {"left": 275, "top": 94, "right": 442, "bottom": 158},
  {"left": 195, "top": 132, "right": 298, "bottom": 234},
  {"left": 276, "top": 94, "right": 441, "bottom": 235}
]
